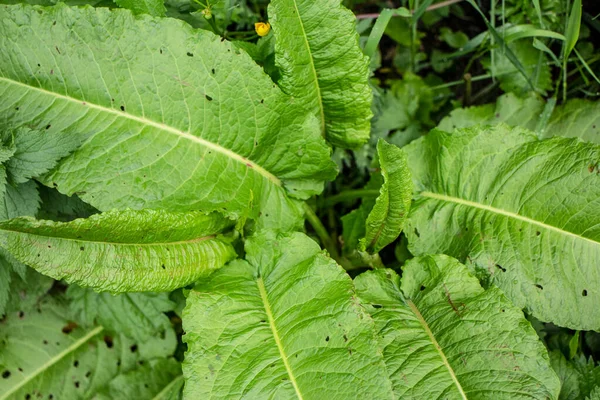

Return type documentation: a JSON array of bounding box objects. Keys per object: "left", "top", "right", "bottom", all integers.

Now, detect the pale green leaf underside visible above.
[
  {"left": 437, "top": 93, "right": 544, "bottom": 133},
  {"left": 544, "top": 99, "right": 600, "bottom": 144},
  {"left": 360, "top": 140, "right": 411, "bottom": 253},
  {"left": 0, "top": 209, "right": 236, "bottom": 292},
  {"left": 269, "top": 0, "right": 372, "bottom": 148},
  {"left": 0, "top": 294, "right": 177, "bottom": 400},
  {"left": 355, "top": 255, "right": 560, "bottom": 399},
  {"left": 183, "top": 232, "right": 393, "bottom": 399},
  {"left": 405, "top": 125, "right": 600, "bottom": 329},
  {"left": 0, "top": 4, "right": 336, "bottom": 229}
]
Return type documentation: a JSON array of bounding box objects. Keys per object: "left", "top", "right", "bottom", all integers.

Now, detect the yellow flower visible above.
[{"left": 255, "top": 22, "right": 271, "bottom": 37}]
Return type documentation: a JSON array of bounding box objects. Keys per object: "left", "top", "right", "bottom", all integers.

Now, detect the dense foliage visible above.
[{"left": 0, "top": 0, "right": 599, "bottom": 399}]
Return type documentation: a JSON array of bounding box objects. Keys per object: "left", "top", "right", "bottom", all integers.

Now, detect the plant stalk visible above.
[{"left": 302, "top": 203, "right": 340, "bottom": 260}]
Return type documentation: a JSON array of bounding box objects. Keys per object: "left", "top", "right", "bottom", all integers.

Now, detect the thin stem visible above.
[
  {"left": 410, "top": 0, "right": 419, "bottom": 72},
  {"left": 563, "top": 0, "right": 571, "bottom": 103},
  {"left": 321, "top": 189, "right": 379, "bottom": 208},
  {"left": 303, "top": 203, "right": 340, "bottom": 260},
  {"left": 463, "top": 73, "right": 472, "bottom": 106}
]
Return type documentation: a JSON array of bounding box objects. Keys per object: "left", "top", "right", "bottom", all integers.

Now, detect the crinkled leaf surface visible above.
[
  {"left": 405, "top": 125, "right": 600, "bottom": 329},
  {"left": 437, "top": 93, "right": 544, "bottom": 132},
  {"left": 0, "top": 4, "right": 336, "bottom": 232},
  {"left": 340, "top": 173, "right": 381, "bottom": 254},
  {"left": 0, "top": 293, "right": 177, "bottom": 400},
  {"left": 355, "top": 255, "right": 560, "bottom": 399},
  {"left": 359, "top": 140, "right": 411, "bottom": 253},
  {"left": 0, "top": 209, "right": 236, "bottom": 292},
  {"left": 268, "top": 0, "right": 372, "bottom": 148},
  {"left": 183, "top": 232, "right": 393, "bottom": 399},
  {"left": 545, "top": 99, "right": 600, "bottom": 144}
]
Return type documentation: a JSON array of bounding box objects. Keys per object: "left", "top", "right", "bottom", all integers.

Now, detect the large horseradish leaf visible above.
[
  {"left": 0, "top": 4, "right": 336, "bottom": 231},
  {"left": 268, "top": 0, "right": 372, "bottom": 148},
  {"left": 0, "top": 209, "right": 236, "bottom": 292},
  {"left": 404, "top": 125, "right": 600, "bottom": 330},
  {"left": 183, "top": 232, "right": 394, "bottom": 399},
  {"left": 355, "top": 255, "right": 560, "bottom": 399}
]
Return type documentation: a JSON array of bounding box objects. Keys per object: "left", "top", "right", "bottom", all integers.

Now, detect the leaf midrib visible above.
[
  {"left": 406, "top": 300, "right": 467, "bottom": 400},
  {"left": 289, "top": 0, "right": 326, "bottom": 135},
  {"left": 421, "top": 191, "right": 600, "bottom": 246},
  {"left": 0, "top": 226, "right": 216, "bottom": 246},
  {"left": 0, "top": 326, "right": 104, "bottom": 400},
  {"left": 0, "top": 76, "right": 281, "bottom": 185},
  {"left": 256, "top": 276, "right": 304, "bottom": 399}
]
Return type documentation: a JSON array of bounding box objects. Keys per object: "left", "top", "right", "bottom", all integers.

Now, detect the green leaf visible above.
[
  {"left": 550, "top": 351, "right": 600, "bottom": 400},
  {"left": 355, "top": 255, "right": 560, "bottom": 399},
  {"left": 544, "top": 99, "right": 600, "bottom": 144},
  {"left": 36, "top": 187, "right": 97, "bottom": 222},
  {"left": 113, "top": 0, "right": 166, "bottom": 17},
  {"left": 439, "top": 27, "right": 469, "bottom": 49},
  {"left": 404, "top": 125, "right": 600, "bottom": 330},
  {"left": 268, "top": 0, "right": 372, "bottom": 148},
  {"left": 0, "top": 293, "right": 177, "bottom": 400},
  {"left": 0, "top": 258, "right": 53, "bottom": 316},
  {"left": 94, "top": 359, "right": 182, "bottom": 400},
  {"left": 359, "top": 140, "right": 411, "bottom": 253},
  {"left": 67, "top": 286, "right": 176, "bottom": 343},
  {"left": 0, "top": 181, "right": 40, "bottom": 220},
  {"left": 5, "top": 127, "right": 82, "bottom": 185},
  {"left": 363, "top": 9, "right": 395, "bottom": 59},
  {"left": 182, "top": 232, "right": 393, "bottom": 399},
  {"left": 0, "top": 4, "right": 336, "bottom": 231},
  {"left": 589, "top": 387, "right": 600, "bottom": 400},
  {"left": 437, "top": 93, "right": 544, "bottom": 132},
  {"left": 340, "top": 172, "right": 382, "bottom": 253},
  {"left": 564, "top": 0, "right": 582, "bottom": 59},
  {"left": 372, "top": 73, "right": 434, "bottom": 136},
  {"left": 482, "top": 40, "right": 552, "bottom": 95},
  {"left": 0, "top": 209, "right": 236, "bottom": 292}
]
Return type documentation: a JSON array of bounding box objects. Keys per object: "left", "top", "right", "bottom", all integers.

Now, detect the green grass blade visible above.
[
  {"left": 363, "top": 9, "right": 394, "bottom": 58},
  {"left": 574, "top": 48, "right": 600, "bottom": 84},
  {"left": 531, "top": 0, "right": 544, "bottom": 28},
  {"left": 412, "top": 0, "right": 434, "bottom": 22},
  {"left": 466, "top": 0, "right": 536, "bottom": 91},
  {"left": 533, "top": 38, "right": 561, "bottom": 66},
  {"left": 564, "top": 0, "right": 582, "bottom": 59}
]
